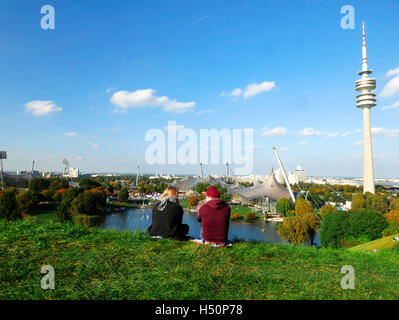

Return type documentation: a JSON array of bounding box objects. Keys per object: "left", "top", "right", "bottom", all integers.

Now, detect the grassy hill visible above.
[
  {"left": 349, "top": 234, "right": 399, "bottom": 252},
  {"left": 1, "top": 220, "right": 398, "bottom": 300}
]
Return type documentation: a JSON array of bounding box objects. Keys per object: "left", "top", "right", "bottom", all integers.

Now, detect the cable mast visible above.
[{"left": 273, "top": 147, "right": 296, "bottom": 203}]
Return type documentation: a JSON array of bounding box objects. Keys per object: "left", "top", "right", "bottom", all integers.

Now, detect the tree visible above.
[
  {"left": 320, "top": 203, "right": 336, "bottom": 218},
  {"left": 391, "top": 198, "right": 399, "bottom": 210},
  {"left": 244, "top": 211, "right": 256, "bottom": 222},
  {"left": 194, "top": 183, "right": 210, "bottom": 194},
  {"left": 302, "top": 213, "right": 321, "bottom": 246},
  {"left": 79, "top": 178, "right": 101, "bottom": 190},
  {"left": 295, "top": 198, "right": 313, "bottom": 218},
  {"left": 351, "top": 192, "right": 365, "bottom": 211},
  {"left": 16, "top": 190, "right": 35, "bottom": 215},
  {"left": 386, "top": 210, "right": 399, "bottom": 225},
  {"left": 0, "top": 189, "right": 20, "bottom": 220},
  {"left": 277, "top": 216, "right": 308, "bottom": 245},
  {"left": 348, "top": 209, "right": 388, "bottom": 241},
  {"left": 367, "top": 196, "right": 388, "bottom": 214},
  {"left": 319, "top": 211, "right": 350, "bottom": 249},
  {"left": 118, "top": 187, "right": 129, "bottom": 201},
  {"left": 275, "top": 198, "right": 293, "bottom": 216},
  {"left": 29, "top": 178, "right": 50, "bottom": 194},
  {"left": 56, "top": 201, "right": 72, "bottom": 222}
]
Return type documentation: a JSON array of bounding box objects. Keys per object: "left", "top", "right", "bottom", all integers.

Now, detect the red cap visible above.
[{"left": 206, "top": 187, "right": 220, "bottom": 198}]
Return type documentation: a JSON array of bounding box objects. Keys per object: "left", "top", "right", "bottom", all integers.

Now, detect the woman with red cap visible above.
[{"left": 197, "top": 187, "right": 231, "bottom": 244}]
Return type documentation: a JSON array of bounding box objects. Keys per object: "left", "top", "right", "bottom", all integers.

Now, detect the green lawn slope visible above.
[
  {"left": 349, "top": 234, "right": 399, "bottom": 252},
  {"left": 1, "top": 220, "right": 398, "bottom": 300}
]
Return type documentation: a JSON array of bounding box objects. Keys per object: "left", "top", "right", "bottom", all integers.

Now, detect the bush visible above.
[
  {"left": 382, "top": 224, "right": 399, "bottom": 237},
  {"left": 56, "top": 201, "right": 72, "bottom": 222},
  {"left": 230, "top": 212, "right": 242, "bottom": 220},
  {"left": 348, "top": 209, "right": 388, "bottom": 241},
  {"left": 0, "top": 188, "right": 21, "bottom": 221},
  {"left": 16, "top": 190, "right": 35, "bottom": 214},
  {"left": 386, "top": 210, "right": 399, "bottom": 224},
  {"left": 366, "top": 195, "right": 388, "bottom": 214},
  {"left": 244, "top": 211, "right": 256, "bottom": 222},
  {"left": 319, "top": 211, "right": 349, "bottom": 249},
  {"left": 275, "top": 198, "right": 293, "bottom": 216},
  {"left": 277, "top": 216, "right": 308, "bottom": 245}
]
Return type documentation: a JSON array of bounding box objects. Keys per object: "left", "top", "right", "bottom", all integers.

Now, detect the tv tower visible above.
[{"left": 355, "top": 22, "right": 376, "bottom": 194}]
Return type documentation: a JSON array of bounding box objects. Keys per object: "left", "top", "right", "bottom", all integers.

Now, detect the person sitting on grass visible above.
[
  {"left": 197, "top": 187, "right": 231, "bottom": 244},
  {"left": 147, "top": 186, "right": 189, "bottom": 240}
]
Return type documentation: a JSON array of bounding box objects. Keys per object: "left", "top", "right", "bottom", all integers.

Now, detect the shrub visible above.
[
  {"left": 244, "top": 211, "right": 256, "bottom": 222},
  {"left": 348, "top": 209, "right": 388, "bottom": 241},
  {"left": 382, "top": 224, "right": 399, "bottom": 237},
  {"left": 386, "top": 210, "right": 399, "bottom": 224},
  {"left": 319, "top": 211, "right": 349, "bottom": 249},
  {"left": 230, "top": 212, "right": 242, "bottom": 220},
  {"left": 295, "top": 198, "right": 313, "bottom": 217},
  {"left": 320, "top": 203, "right": 336, "bottom": 218},
  {"left": 367, "top": 195, "right": 388, "bottom": 214},
  {"left": 275, "top": 197, "right": 293, "bottom": 216},
  {"left": 56, "top": 201, "right": 72, "bottom": 222},
  {"left": 0, "top": 188, "right": 21, "bottom": 221},
  {"left": 277, "top": 216, "right": 308, "bottom": 245},
  {"left": 16, "top": 190, "right": 35, "bottom": 215}
]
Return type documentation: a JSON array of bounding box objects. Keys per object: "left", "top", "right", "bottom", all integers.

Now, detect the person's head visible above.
[
  {"left": 205, "top": 187, "right": 220, "bottom": 202},
  {"left": 160, "top": 186, "right": 178, "bottom": 199}
]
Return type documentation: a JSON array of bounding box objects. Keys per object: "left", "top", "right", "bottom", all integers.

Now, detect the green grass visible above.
[
  {"left": 349, "top": 234, "right": 399, "bottom": 252},
  {"left": 1, "top": 220, "right": 399, "bottom": 299}
]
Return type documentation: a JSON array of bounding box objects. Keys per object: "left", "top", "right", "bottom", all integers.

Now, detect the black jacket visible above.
[{"left": 148, "top": 200, "right": 184, "bottom": 238}]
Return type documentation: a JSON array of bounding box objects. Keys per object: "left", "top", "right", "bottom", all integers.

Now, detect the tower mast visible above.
[{"left": 356, "top": 22, "right": 376, "bottom": 194}]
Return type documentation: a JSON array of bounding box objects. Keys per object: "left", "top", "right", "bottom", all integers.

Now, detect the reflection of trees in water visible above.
[{"left": 74, "top": 214, "right": 106, "bottom": 227}]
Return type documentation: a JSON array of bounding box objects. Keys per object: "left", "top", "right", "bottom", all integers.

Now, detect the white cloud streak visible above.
[{"left": 25, "top": 100, "right": 62, "bottom": 116}]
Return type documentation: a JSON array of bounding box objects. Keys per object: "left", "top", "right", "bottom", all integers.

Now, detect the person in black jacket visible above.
[{"left": 147, "top": 186, "right": 189, "bottom": 240}]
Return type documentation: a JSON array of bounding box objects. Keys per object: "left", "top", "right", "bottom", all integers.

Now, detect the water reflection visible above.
[{"left": 95, "top": 208, "right": 320, "bottom": 246}]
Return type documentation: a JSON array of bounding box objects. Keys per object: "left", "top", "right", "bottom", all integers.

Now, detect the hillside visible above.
[
  {"left": 1, "top": 220, "right": 398, "bottom": 300},
  {"left": 349, "top": 234, "right": 399, "bottom": 252}
]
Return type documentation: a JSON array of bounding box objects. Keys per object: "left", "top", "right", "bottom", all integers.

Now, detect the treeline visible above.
[{"left": 275, "top": 193, "right": 399, "bottom": 248}]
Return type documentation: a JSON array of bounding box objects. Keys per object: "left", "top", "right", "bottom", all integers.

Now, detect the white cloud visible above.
[
  {"left": 221, "top": 81, "right": 275, "bottom": 100},
  {"left": 280, "top": 147, "right": 289, "bottom": 151},
  {"left": 382, "top": 100, "right": 399, "bottom": 111},
  {"left": 297, "top": 127, "right": 326, "bottom": 136},
  {"left": 326, "top": 132, "right": 339, "bottom": 139},
  {"left": 353, "top": 140, "right": 363, "bottom": 146},
  {"left": 25, "top": 100, "right": 62, "bottom": 116},
  {"left": 386, "top": 67, "right": 399, "bottom": 77},
  {"left": 290, "top": 142, "right": 308, "bottom": 147},
  {"left": 74, "top": 156, "right": 84, "bottom": 161},
  {"left": 341, "top": 132, "right": 352, "bottom": 137},
  {"left": 261, "top": 127, "right": 288, "bottom": 137},
  {"left": 64, "top": 132, "right": 77, "bottom": 136},
  {"left": 371, "top": 127, "right": 399, "bottom": 138},
  {"left": 380, "top": 76, "right": 399, "bottom": 98},
  {"left": 163, "top": 100, "right": 195, "bottom": 113},
  {"left": 88, "top": 142, "right": 99, "bottom": 148},
  {"left": 110, "top": 89, "right": 195, "bottom": 114},
  {"left": 197, "top": 109, "right": 214, "bottom": 115},
  {"left": 105, "top": 87, "right": 117, "bottom": 94},
  {"left": 243, "top": 82, "right": 275, "bottom": 99}
]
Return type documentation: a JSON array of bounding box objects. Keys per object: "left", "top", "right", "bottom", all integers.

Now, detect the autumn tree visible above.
[
  {"left": 277, "top": 216, "right": 308, "bottom": 245},
  {"left": 16, "top": 190, "right": 35, "bottom": 215},
  {"left": 351, "top": 192, "right": 365, "bottom": 211},
  {"left": 390, "top": 198, "right": 399, "bottom": 210},
  {"left": 275, "top": 197, "right": 293, "bottom": 216},
  {"left": 302, "top": 213, "right": 321, "bottom": 246},
  {"left": 320, "top": 203, "right": 336, "bottom": 218},
  {"left": 295, "top": 198, "right": 313, "bottom": 217},
  {"left": 386, "top": 210, "right": 399, "bottom": 224},
  {"left": 0, "top": 188, "right": 20, "bottom": 220}
]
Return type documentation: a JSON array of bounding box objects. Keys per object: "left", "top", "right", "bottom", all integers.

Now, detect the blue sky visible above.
[{"left": 1, "top": 0, "right": 399, "bottom": 177}]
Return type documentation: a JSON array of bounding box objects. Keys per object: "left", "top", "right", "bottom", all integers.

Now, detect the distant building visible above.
[
  {"left": 64, "top": 167, "right": 79, "bottom": 178},
  {"left": 288, "top": 166, "right": 306, "bottom": 185}
]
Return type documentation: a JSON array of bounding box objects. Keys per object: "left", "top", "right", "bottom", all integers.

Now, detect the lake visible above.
[{"left": 95, "top": 208, "right": 320, "bottom": 246}]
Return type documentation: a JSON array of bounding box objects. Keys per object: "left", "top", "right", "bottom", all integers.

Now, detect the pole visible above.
[
  {"left": 200, "top": 162, "right": 204, "bottom": 179},
  {"left": 226, "top": 162, "right": 229, "bottom": 182},
  {"left": 273, "top": 147, "right": 296, "bottom": 203},
  {"left": 136, "top": 166, "right": 139, "bottom": 186}
]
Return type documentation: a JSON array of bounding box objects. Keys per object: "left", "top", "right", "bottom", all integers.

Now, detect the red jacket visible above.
[{"left": 198, "top": 199, "right": 231, "bottom": 243}]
